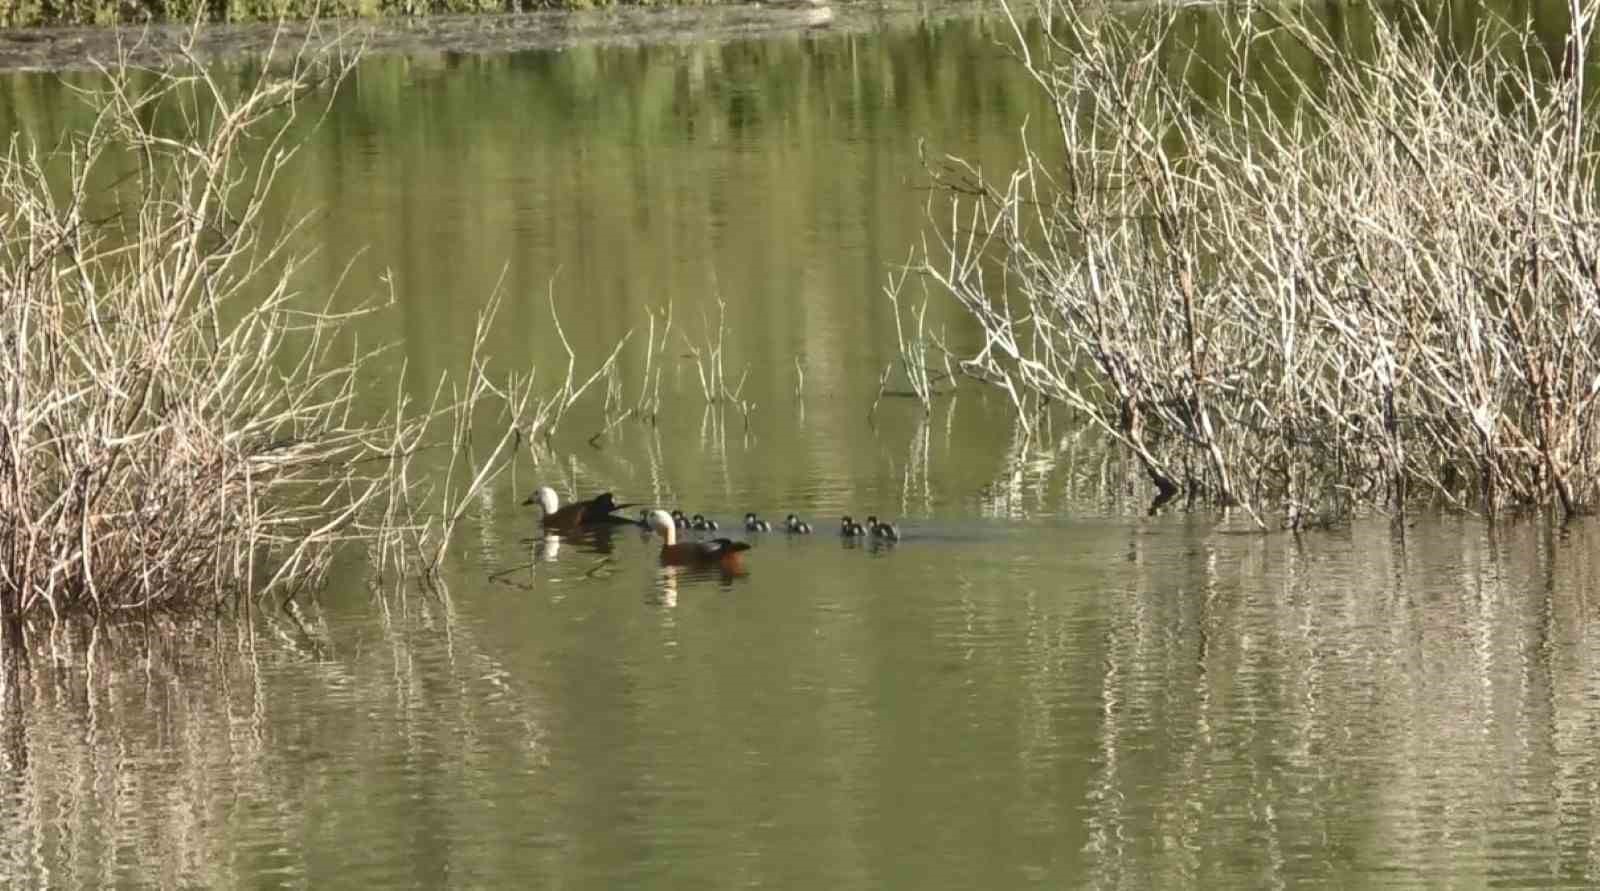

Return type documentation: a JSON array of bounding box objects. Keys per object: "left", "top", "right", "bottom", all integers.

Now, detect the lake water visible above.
[{"left": 4, "top": 5, "right": 1600, "bottom": 888}]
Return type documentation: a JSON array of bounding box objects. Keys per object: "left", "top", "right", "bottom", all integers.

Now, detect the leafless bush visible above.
[
  {"left": 0, "top": 34, "right": 396, "bottom": 617},
  {"left": 884, "top": 261, "right": 938, "bottom": 412},
  {"left": 916, "top": 0, "right": 1600, "bottom": 527},
  {"left": 0, "top": 31, "right": 592, "bottom": 616},
  {"left": 683, "top": 298, "right": 752, "bottom": 406}
]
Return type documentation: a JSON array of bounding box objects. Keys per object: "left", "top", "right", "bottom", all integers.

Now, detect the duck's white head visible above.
[
  {"left": 533, "top": 486, "right": 560, "bottom": 515},
  {"left": 647, "top": 509, "right": 677, "bottom": 543}
]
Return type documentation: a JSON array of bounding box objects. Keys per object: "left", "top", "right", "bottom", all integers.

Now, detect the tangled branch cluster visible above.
[
  {"left": 918, "top": 1, "right": 1600, "bottom": 527},
  {"left": 0, "top": 37, "right": 414, "bottom": 616}
]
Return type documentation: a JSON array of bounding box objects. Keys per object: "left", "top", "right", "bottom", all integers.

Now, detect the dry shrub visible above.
[
  {"left": 910, "top": 0, "right": 1600, "bottom": 527},
  {"left": 0, "top": 33, "right": 409, "bottom": 617},
  {"left": 0, "top": 29, "right": 642, "bottom": 618}
]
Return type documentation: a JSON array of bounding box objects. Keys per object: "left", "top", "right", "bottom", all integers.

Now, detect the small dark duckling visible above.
[
  {"left": 840, "top": 515, "right": 867, "bottom": 537},
  {"left": 691, "top": 513, "right": 719, "bottom": 532},
  {"left": 871, "top": 518, "right": 900, "bottom": 541},
  {"left": 744, "top": 512, "right": 772, "bottom": 532},
  {"left": 785, "top": 514, "right": 812, "bottom": 534},
  {"left": 670, "top": 509, "right": 691, "bottom": 530}
]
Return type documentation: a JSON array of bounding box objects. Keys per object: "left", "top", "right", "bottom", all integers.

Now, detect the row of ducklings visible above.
[
  {"left": 839, "top": 515, "right": 900, "bottom": 541},
  {"left": 648, "top": 509, "right": 898, "bottom": 541}
]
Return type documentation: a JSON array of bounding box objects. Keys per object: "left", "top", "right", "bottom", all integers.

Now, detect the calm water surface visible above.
[{"left": 4, "top": 7, "right": 1600, "bottom": 889}]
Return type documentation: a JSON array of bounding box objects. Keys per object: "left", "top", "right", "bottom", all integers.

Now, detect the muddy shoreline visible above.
[{"left": 0, "top": 0, "right": 990, "bottom": 72}]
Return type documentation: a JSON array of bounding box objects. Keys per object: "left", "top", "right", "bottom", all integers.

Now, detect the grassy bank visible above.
[{"left": 906, "top": 0, "right": 1600, "bottom": 527}]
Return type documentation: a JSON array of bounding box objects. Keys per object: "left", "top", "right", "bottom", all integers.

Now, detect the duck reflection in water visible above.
[
  {"left": 534, "top": 533, "right": 561, "bottom": 562},
  {"left": 528, "top": 523, "right": 625, "bottom": 564},
  {"left": 648, "top": 561, "right": 744, "bottom": 606},
  {"left": 572, "top": 523, "right": 622, "bottom": 555},
  {"left": 649, "top": 566, "right": 680, "bottom": 608}
]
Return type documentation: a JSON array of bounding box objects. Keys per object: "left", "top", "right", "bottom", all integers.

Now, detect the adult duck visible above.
[
  {"left": 647, "top": 509, "right": 751, "bottom": 571},
  {"left": 523, "top": 487, "right": 636, "bottom": 531}
]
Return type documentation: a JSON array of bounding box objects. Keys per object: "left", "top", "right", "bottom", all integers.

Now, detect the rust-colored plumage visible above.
[{"left": 647, "top": 509, "right": 751, "bottom": 571}]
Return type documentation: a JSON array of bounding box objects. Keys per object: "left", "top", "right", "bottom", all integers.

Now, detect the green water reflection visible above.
[
  {"left": 5, "top": 516, "right": 1600, "bottom": 888},
  {"left": 3, "top": 5, "right": 1600, "bottom": 889}
]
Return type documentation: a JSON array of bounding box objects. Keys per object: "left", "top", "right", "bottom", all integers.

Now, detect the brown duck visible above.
[
  {"left": 646, "top": 509, "right": 751, "bottom": 571},
  {"left": 524, "top": 486, "right": 637, "bottom": 531}
]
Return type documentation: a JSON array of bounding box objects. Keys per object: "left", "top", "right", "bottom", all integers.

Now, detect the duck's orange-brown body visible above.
[
  {"left": 659, "top": 539, "right": 750, "bottom": 571},
  {"left": 648, "top": 509, "right": 750, "bottom": 573}
]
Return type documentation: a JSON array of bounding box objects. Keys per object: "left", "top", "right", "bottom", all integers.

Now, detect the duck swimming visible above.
[
  {"left": 744, "top": 513, "right": 772, "bottom": 532},
  {"left": 870, "top": 517, "right": 900, "bottom": 541},
  {"left": 785, "top": 514, "right": 812, "bottom": 534},
  {"left": 670, "top": 509, "right": 691, "bottom": 529},
  {"left": 524, "top": 487, "right": 636, "bottom": 531},
  {"left": 691, "top": 513, "right": 719, "bottom": 532},
  {"left": 840, "top": 515, "right": 868, "bottom": 537},
  {"left": 648, "top": 509, "right": 751, "bottom": 570}
]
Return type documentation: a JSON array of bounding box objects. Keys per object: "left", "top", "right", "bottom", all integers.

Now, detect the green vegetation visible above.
[{"left": 908, "top": 0, "right": 1600, "bottom": 527}]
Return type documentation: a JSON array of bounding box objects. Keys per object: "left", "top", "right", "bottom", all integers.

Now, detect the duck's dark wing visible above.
[
  {"left": 580, "top": 492, "right": 636, "bottom": 521},
  {"left": 595, "top": 512, "right": 644, "bottom": 527},
  {"left": 705, "top": 538, "right": 753, "bottom": 556},
  {"left": 588, "top": 491, "right": 635, "bottom": 508}
]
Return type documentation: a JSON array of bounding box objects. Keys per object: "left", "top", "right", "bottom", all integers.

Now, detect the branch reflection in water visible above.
[{"left": 0, "top": 602, "right": 551, "bottom": 888}]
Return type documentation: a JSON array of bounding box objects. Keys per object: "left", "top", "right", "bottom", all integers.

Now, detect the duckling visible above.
[
  {"left": 840, "top": 515, "right": 867, "bottom": 537},
  {"left": 872, "top": 518, "right": 900, "bottom": 541},
  {"left": 744, "top": 512, "right": 772, "bottom": 532},
  {"left": 670, "top": 509, "right": 691, "bottom": 530},
  {"left": 691, "top": 513, "right": 719, "bottom": 532},
  {"left": 785, "top": 514, "right": 812, "bottom": 534},
  {"left": 647, "top": 509, "right": 751, "bottom": 570}
]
